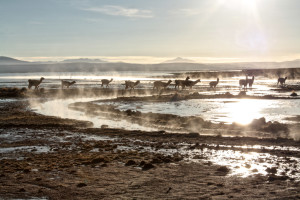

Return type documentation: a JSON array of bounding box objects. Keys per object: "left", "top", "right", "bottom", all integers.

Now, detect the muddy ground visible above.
[{"left": 1, "top": 88, "right": 300, "bottom": 199}]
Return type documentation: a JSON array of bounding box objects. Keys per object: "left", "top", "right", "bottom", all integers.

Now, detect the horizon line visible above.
[{"left": 2, "top": 55, "right": 300, "bottom": 64}]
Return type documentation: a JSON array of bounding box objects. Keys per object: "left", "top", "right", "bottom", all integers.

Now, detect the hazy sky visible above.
[{"left": 1, "top": 0, "right": 300, "bottom": 63}]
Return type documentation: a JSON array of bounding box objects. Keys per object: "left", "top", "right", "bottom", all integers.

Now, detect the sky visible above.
[{"left": 1, "top": 0, "right": 300, "bottom": 63}]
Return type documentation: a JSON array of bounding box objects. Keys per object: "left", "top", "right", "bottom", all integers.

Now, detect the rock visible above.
[
  {"left": 142, "top": 163, "right": 155, "bottom": 170},
  {"left": 250, "top": 117, "right": 266, "bottom": 128},
  {"left": 139, "top": 161, "right": 146, "bottom": 167},
  {"left": 125, "top": 160, "right": 136, "bottom": 166},
  {"left": 188, "top": 132, "right": 199, "bottom": 137},
  {"left": 266, "top": 167, "right": 277, "bottom": 174},
  {"left": 262, "top": 122, "right": 288, "bottom": 133},
  {"left": 224, "top": 92, "right": 233, "bottom": 98},
  {"left": 268, "top": 174, "right": 288, "bottom": 181},
  {"left": 90, "top": 156, "right": 106, "bottom": 164},
  {"left": 125, "top": 109, "right": 133, "bottom": 116},
  {"left": 156, "top": 155, "right": 172, "bottom": 163},
  {"left": 151, "top": 158, "right": 162, "bottom": 164},
  {"left": 290, "top": 91, "right": 298, "bottom": 96},
  {"left": 216, "top": 166, "right": 230, "bottom": 174},
  {"left": 23, "top": 168, "right": 31, "bottom": 173},
  {"left": 101, "top": 125, "right": 109, "bottom": 129},
  {"left": 77, "top": 182, "right": 87, "bottom": 187}
]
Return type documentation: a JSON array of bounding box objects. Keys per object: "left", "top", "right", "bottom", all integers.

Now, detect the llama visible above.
[
  {"left": 28, "top": 77, "right": 44, "bottom": 90},
  {"left": 153, "top": 80, "right": 172, "bottom": 90},
  {"left": 277, "top": 77, "right": 287, "bottom": 86},
  {"left": 209, "top": 78, "right": 219, "bottom": 88},
  {"left": 248, "top": 76, "right": 255, "bottom": 88},
  {"left": 125, "top": 80, "right": 140, "bottom": 90},
  {"left": 183, "top": 79, "right": 201, "bottom": 89},
  {"left": 175, "top": 76, "right": 190, "bottom": 89},
  {"left": 101, "top": 78, "right": 113, "bottom": 88},
  {"left": 239, "top": 76, "right": 248, "bottom": 89},
  {"left": 61, "top": 80, "right": 76, "bottom": 89}
]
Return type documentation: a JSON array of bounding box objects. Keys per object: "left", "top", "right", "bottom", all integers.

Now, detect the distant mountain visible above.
[
  {"left": 60, "top": 58, "right": 108, "bottom": 63},
  {"left": 0, "top": 56, "right": 30, "bottom": 65},
  {"left": 163, "top": 57, "right": 195, "bottom": 63}
]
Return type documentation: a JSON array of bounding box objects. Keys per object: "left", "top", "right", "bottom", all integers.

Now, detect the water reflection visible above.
[
  {"left": 218, "top": 99, "right": 270, "bottom": 124},
  {"left": 104, "top": 98, "right": 300, "bottom": 125},
  {"left": 31, "top": 98, "right": 158, "bottom": 131}
]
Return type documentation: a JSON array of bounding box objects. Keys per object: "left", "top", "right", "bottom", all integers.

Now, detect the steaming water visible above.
[
  {"left": 19, "top": 71, "right": 299, "bottom": 127},
  {"left": 31, "top": 98, "right": 158, "bottom": 131},
  {"left": 100, "top": 98, "right": 300, "bottom": 125}
]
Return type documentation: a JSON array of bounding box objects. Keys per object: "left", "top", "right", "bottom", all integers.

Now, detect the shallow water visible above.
[
  {"left": 23, "top": 71, "right": 300, "bottom": 129},
  {"left": 30, "top": 98, "right": 158, "bottom": 131},
  {"left": 82, "top": 136, "right": 300, "bottom": 180},
  {"left": 97, "top": 98, "right": 300, "bottom": 125}
]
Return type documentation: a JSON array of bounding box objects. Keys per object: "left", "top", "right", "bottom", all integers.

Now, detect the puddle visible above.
[
  {"left": 108, "top": 139, "right": 300, "bottom": 180},
  {"left": 0, "top": 146, "right": 51, "bottom": 154},
  {"left": 1, "top": 128, "right": 299, "bottom": 180}
]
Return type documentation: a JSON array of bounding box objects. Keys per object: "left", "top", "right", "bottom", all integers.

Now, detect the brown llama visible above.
[
  {"left": 209, "top": 78, "right": 219, "bottom": 88},
  {"left": 175, "top": 76, "right": 190, "bottom": 89},
  {"left": 125, "top": 80, "right": 140, "bottom": 90},
  {"left": 153, "top": 80, "right": 172, "bottom": 90},
  {"left": 277, "top": 77, "right": 287, "bottom": 86},
  {"left": 239, "top": 76, "right": 248, "bottom": 89},
  {"left": 183, "top": 79, "right": 201, "bottom": 89},
  {"left": 61, "top": 80, "right": 76, "bottom": 89},
  {"left": 101, "top": 78, "right": 113, "bottom": 88},
  {"left": 248, "top": 76, "right": 255, "bottom": 88},
  {"left": 28, "top": 77, "right": 44, "bottom": 90}
]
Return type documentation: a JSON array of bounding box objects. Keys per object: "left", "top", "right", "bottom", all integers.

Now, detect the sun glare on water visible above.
[{"left": 221, "top": 99, "right": 268, "bottom": 125}]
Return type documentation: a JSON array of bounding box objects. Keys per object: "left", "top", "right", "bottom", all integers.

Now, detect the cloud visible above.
[
  {"left": 83, "top": 5, "right": 153, "bottom": 18},
  {"left": 170, "top": 9, "right": 202, "bottom": 16}
]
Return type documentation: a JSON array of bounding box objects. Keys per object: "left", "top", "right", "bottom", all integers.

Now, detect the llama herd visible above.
[{"left": 27, "top": 75, "right": 289, "bottom": 90}]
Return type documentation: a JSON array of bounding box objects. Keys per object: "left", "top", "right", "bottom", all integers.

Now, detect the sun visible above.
[
  {"left": 242, "top": 0, "right": 257, "bottom": 7},
  {"left": 217, "top": 0, "right": 258, "bottom": 13}
]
